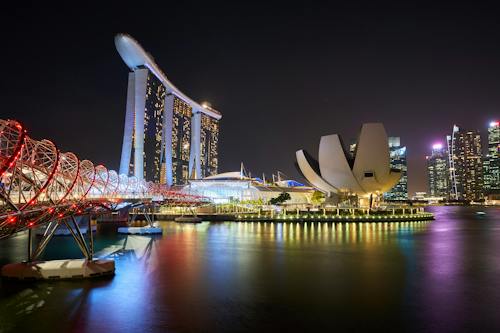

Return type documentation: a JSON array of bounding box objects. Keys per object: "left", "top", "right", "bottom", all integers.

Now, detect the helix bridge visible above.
[{"left": 0, "top": 119, "right": 209, "bottom": 270}]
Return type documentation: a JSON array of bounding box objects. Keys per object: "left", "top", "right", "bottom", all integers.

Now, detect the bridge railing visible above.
[
  {"left": 0, "top": 119, "right": 156, "bottom": 239},
  {"left": 0, "top": 118, "right": 213, "bottom": 239}
]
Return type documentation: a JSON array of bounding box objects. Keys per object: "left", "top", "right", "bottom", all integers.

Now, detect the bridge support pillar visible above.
[
  {"left": 30, "top": 220, "right": 59, "bottom": 262},
  {"left": 27, "top": 228, "right": 32, "bottom": 263},
  {"left": 118, "top": 203, "right": 162, "bottom": 235},
  {"left": 3, "top": 216, "right": 115, "bottom": 281},
  {"left": 88, "top": 216, "right": 94, "bottom": 260},
  {"left": 65, "top": 217, "right": 91, "bottom": 260},
  {"left": 29, "top": 216, "right": 95, "bottom": 263}
]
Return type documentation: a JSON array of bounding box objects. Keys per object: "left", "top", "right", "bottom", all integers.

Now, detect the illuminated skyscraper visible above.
[
  {"left": 483, "top": 121, "right": 499, "bottom": 194},
  {"left": 200, "top": 111, "right": 220, "bottom": 178},
  {"left": 168, "top": 95, "right": 193, "bottom": 184},
  {"left": 142, "top": 71, "right": 166, "bottom": 183},
  {"left": 426, "top": 143, "right": 449, "bottom": 197},
  {"left": 384, "top": 137, "right": 408, "bottom": 201},
  {"left": 447, "top": 125, "right": 483, "bottom": 201},
  {"left": 115, "top": 34, "right": 221, "bottom": 185}
]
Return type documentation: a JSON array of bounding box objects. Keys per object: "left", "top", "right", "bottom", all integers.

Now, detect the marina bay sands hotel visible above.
[{"left": 115, "top": 34, "right": 222, "bottom": 186}]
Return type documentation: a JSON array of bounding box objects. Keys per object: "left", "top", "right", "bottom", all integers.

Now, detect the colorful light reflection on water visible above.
[{"left": 0, "top": 206, "right": 499, "bottom": 332}]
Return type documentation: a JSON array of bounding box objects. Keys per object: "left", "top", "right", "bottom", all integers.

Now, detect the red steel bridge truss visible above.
[{"left": 0, "top": 119, "right": 209, "bottom": 260}]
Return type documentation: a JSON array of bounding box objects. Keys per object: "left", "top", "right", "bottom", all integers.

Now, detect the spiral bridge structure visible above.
[{"left": 0, "top": 119, "right": 208, "bottom": 241}]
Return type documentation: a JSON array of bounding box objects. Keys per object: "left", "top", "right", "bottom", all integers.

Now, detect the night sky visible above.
[{"left": 1, "top": 3, "right": 498, "bottom": 195}]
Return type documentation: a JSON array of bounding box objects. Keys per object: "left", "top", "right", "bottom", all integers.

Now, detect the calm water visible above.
[{"left": 0, "top": 206, "right": 499, "bottom": 332}]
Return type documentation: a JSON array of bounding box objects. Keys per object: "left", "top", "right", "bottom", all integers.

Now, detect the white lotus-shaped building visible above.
[{"left": 296, "top": 123, "right": 401, "bottom": 198}]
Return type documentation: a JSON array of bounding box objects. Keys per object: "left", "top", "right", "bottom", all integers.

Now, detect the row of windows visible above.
[
  {"left": 172, "top": 97, "right": 193, "bottom": 184},
  {"left": 200, "top": 114, "right": 219, "bottom": 178},
  {"left": 127, "top": 71, "right": 220, "bottom": 185},
  {"left": 143, "top": 73, "right": 166, "bottom": 183}
]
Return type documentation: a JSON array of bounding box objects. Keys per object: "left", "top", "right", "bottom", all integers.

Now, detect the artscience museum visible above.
[{"left": 296, "top": 123, "right": 401, "bottom": 207}]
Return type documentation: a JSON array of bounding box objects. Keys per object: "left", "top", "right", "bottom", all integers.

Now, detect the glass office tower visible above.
[
  {"left": 384, "top": 137, "right": 408, "bottom": 201},
  {"left": 447, "top": 125, "right": 483, "bottom": 201},
  {"left": 484, "top": 121, "right": 499, "bottom": 194},
  {"left": 426, "top": 143, "right": 449, "bottom": 197}
]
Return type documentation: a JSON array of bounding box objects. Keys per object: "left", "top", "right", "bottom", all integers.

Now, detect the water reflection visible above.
[
  {"left": 0, "top": 284, "right": 51, "bottom": 331},
  {"left": 0, "top": 206, "right": 499, "bottom": 332},
  {"left": 227, "top": 220, "right": 430, "bottom": 246}
]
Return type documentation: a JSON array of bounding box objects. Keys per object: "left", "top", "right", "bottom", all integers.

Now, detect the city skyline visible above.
[
  {"left": 423, "top": 121, "right": 498, "bottom": 201},
  {"left": 1, "top": 4, "right": 499, "bottom": 195}
]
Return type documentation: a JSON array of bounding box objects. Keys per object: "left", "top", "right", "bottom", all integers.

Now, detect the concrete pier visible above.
[
  {"left": 1, "top": 259, "right": 115, "bottom": 280},
  {"left": 235, "top": 212, "right": 434, "bottom": 223}
]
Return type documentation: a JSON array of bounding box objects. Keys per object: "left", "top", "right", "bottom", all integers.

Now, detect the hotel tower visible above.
[{"left": 115, "top": 34, "right": 221, "bottom": 186}]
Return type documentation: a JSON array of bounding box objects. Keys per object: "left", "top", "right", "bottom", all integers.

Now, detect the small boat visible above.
[
  {"left": 175, "top": 216, "right": 202, "bottom": 223},
  {"left": 476, "top": 211, "right": 486, "bottom": 216}
]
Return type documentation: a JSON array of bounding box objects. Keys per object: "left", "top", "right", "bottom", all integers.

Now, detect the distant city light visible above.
[
  {"left": 490, "top": 121, "right": 499, "bottom": 127},
  {"left": 432, "top": 143, "right": 443, "bottom": 150}
]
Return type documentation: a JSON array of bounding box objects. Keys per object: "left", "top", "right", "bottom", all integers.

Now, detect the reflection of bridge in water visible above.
[{"left": 0, "top": 119, "right": 207, "bottom": 278}]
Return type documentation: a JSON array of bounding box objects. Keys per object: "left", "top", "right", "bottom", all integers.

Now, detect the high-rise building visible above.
[
  {"left": 349, "top": 143, "right": 357, "bottom": 157},
  {"left": 484, "top": 121, "right": 499, "bottom": 194},
  {"left": 115, "top": 34, "right": 222, "bottom": 185},
  {"left": 426, "top": 143, "right": 449, "bottom": 197},
  {"left": 200, "top": 112, "right": 220, "bottom": 178},
  {"left": 384, "top": 137, "right": 408, "bottom": 200},
  {"left": 447, "top": 125, "right": 483, "bottom": 201}
]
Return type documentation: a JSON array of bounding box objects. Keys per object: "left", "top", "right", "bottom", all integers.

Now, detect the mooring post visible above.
[
  {"left": 88, "top": 215, "right": 94, "bottom": 260},
  {"left": 151, "top": 206, "right": 155, "bottom": 226},
  {"left": 27, "top": 227, "right": 32, "bottom": 262}
]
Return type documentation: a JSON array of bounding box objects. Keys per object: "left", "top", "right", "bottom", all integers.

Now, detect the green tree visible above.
[
  {"left": 269, "top": 192, "right": 291, "bottom": 205},
  {"left": 241, "top": 198, "right": 264, "bottom": 206},
  {"left": 311, "top": 191, "right": 325, "bottom": 205}
]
